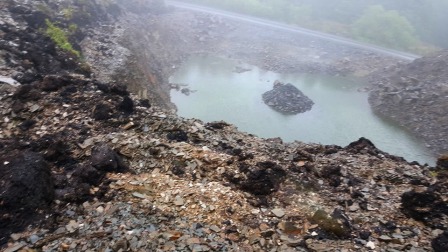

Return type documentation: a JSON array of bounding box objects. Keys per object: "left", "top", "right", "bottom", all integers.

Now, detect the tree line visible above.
[{"left": 182, "top": 0, "right": 448, "bottom": 54}]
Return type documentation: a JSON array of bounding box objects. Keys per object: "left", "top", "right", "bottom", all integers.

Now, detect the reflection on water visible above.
[{"left": 170, "top": 55, "right": 435, "bottom": 165}]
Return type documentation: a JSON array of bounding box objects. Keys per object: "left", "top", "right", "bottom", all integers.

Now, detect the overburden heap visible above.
[
  {"left": 369, "top": 50, "right": 448, "bottom": 156},
  {"left": 262, "top": 81, "right": 314, "bottom": 115}
]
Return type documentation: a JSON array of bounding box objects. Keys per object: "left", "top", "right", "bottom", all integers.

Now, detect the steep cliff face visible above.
[
  {"left": 80, "top": 0, "right": 182, "bottom": 109},
  {"left": 0, "top": 0, "right": 182, "bottom": 109},
  {"left": 369, "top": 51, "right": 448, "bottom": 156}
]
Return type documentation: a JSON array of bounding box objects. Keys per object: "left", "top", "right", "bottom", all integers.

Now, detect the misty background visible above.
[{"left": 180, "top": 0, "right": 448, "bottom": 54}]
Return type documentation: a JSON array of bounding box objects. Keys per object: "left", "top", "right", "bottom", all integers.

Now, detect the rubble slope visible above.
[
  {"left": 369, "top": 51, "right": 448, "bottom": 156},
  {"left": 1, "top": 0, "right": 448, "bottom": 251}
]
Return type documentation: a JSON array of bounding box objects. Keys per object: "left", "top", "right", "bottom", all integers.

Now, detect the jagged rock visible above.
[{"left": 262, "top": 80, "right": 314, "bottom": 114}]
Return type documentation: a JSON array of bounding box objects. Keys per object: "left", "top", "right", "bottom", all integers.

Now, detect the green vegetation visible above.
[
  {"left": 352, "top": 5, "right": 417, "bottom": 50},
  {"left": 183, "top": 0, "right": 448, "bottom": 54},
  {"left": 45, "top": 19, "right": 80, "bottom": 58}
]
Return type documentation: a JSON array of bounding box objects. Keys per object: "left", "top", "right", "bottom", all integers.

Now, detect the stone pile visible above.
[
  {"left": 262, "top": 81, "right": 314, "bottom": 114},
  {"left": 1, "top": 74, "right": 447, "bottom": 251}
]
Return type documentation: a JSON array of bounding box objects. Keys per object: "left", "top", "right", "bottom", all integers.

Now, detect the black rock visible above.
[
  {"left": 96, "top": 82, "right": 112, "bottom": 93},
  {"left": 321, "top": 165, "right": 343, "bottom": 187},
  {"left": 39, "top": 75, "right": 67, "bottom": 92},
  {"left": 238, "top": 162, "right": 286, "bottom": 195},
  {"left": 139, "top": 99, "right": 151, "bottom": 108},
  {"left": 90, "top": 143, "right": 128, "bottom": 172},
  {"left": 167, "top": 130, "right": 188, "bottom": 142},
  {"left": 13, "top": 83, "right": 42, "bottom": 101},
  {"left": 401, "top": 188, "right": 448, "bottom": 227},
  {"left": 433, "top": 231, "right": 448, "bottom": 252},
  {"left": 118, "top": 96, "right": 134, "bottom": 114},
  {"left": 92, "top": 103, "right": 113, "bottom": 120},
  {"left": 110, "top": 84, "right": 129, "bottom": 96},
  {"left": 23, "top": 11, "right": 49, "bottom": 28},
  {"left": 346, "top": 137, "right": 377, "bottom": 152},
  {"left": 0, "top": 151, "right": 54, "bottom": 210},
  {"left": 359, "top": 230, "right": 371, "bottom": 240},
  {"left": 206, "top": 121, "right": 231, "bottom": 130},
  {"left": 19, "top": 119, "right": 36, "bottom": 131},
  {"left": 172, "top": 165, "right": 186, "bottom": 176},
  {"left": 383, "top": 221, "right": 397, "bottom": 231},
  {"left": 95, "top": 83, "right": 129, "bottom": 96},
  {"left": 43, "top": 139, "right": 69, "bottom": 161},
  {"left": 14, "top": 71, "right": 40, "bottom": 84},
  {"left": 0, "top": 151, "right": 54, "bottom": 245},
  {"left": 72, "top": 164, "right": 103, "bottom": 185},
  {"left": 60, "top": 85, "right": 78, "bottom": 97},
  {"left": 262, "top": 81, "right": 314, "bottom": 115}
]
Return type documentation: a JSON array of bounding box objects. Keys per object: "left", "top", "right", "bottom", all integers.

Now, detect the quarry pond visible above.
[{"left": 170, "top": 55, "right": 435, "bottom": 165}]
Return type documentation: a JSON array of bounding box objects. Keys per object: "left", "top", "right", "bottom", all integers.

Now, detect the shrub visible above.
[{"left": 45, "top": 19, "right": 80, "bottom": 58}]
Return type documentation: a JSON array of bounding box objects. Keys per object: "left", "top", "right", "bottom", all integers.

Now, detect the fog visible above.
[{"left": 179, "top": 0, "right": 448, "bottom": 54}]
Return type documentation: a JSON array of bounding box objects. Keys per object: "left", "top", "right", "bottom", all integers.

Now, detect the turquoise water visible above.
[{"left": 170, "top": 55, "right": 435, "bottom": 165}]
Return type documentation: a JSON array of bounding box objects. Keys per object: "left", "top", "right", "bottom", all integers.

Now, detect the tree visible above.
[{"left": 352, "top": 5, "right": 417, "bottom": 50}]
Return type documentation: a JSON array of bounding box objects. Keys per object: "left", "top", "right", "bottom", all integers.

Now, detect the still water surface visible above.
[{"left": 170, "top": 55, "right": 435, "bottom": 165}]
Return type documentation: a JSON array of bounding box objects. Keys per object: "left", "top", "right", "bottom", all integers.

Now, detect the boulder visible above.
[{"left": 90, "top": 143, "right": 128, "bottom": 172}]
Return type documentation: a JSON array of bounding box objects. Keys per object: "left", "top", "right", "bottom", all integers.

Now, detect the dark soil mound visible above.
[
  {"left": 262, "top": 81, "right": 314, "bottom": 114},
  {"left": 0, "top": 150, "right": 54, "bottom": 245}
]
